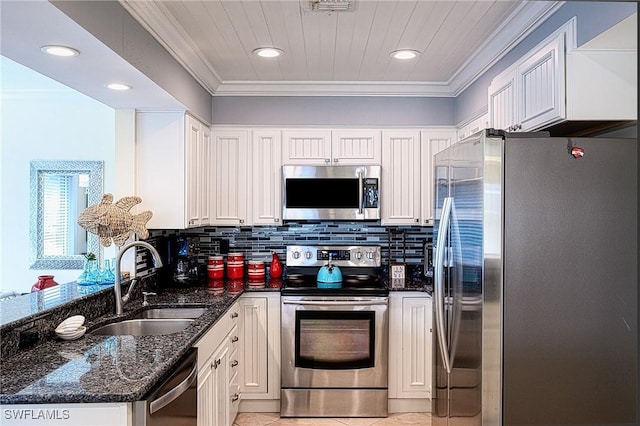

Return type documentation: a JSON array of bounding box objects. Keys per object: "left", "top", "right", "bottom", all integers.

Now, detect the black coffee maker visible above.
[{"left": 156, "top": 236, "right": 202, "bottom": 284}]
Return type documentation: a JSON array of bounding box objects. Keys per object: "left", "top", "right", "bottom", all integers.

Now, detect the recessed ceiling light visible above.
[
  {"left": 106, "top": 83, "right": 132, "bottom": 91},
  {"left": 253, "top": 47, "right": 283, "bottom": 58},
  {"left": 390, "top": 49, "right": 420, "bottom": 60},
  {"left": 40, "top": 45, "right": 79, "bottom": 57}
]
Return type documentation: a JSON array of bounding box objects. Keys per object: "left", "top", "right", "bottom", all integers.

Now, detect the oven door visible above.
[{"left": 281, "top": 296, "right": 388, "bottom": 388}]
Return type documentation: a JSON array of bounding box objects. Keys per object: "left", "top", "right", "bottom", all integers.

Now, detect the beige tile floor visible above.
[{"left": 233, "top": 412, "right": 431, "bottom": 426}]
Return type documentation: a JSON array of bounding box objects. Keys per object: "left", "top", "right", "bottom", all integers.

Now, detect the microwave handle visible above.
[{"left": 358, "top": 169, "right": 364, "bottom": 215}]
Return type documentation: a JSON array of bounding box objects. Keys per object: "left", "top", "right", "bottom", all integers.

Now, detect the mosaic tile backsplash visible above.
[{"left": 139, "top": 222, "right": 433, "bottom": 275}]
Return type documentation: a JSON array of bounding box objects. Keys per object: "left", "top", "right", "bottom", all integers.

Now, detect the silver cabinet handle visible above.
[
  {"left": 239, "top": 219, "right": 244, "bottom": 224},
  {"left": 324, "top": 158, "right": 330, "bottom": 163},
  {"left": 274, "top": 218, "right": 279, "bottom": 222},
  {"left": 333, "top": 158, "right": 339, "bottom": 163}
]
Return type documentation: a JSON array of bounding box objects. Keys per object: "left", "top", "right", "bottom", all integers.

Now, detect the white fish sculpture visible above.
[{"left": 77, "top": 194, "right": 153, "bottom": 247}]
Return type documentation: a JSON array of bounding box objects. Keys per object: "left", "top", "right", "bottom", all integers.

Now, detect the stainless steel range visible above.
[{"left": 280, "top": 245, "right": 389, "bottom": 418}]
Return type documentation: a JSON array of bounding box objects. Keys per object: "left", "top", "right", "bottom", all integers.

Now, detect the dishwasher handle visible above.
[{"left": 149, "top": 350, "right": 198, "bottom": 415}]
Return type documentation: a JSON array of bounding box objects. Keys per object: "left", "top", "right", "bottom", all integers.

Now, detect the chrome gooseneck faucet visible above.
[{"left": 114, "top": 241, "right": 163, "bottom": 315}]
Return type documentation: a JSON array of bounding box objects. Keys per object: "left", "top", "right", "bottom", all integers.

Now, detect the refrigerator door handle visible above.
[{"left": 434, "top": 196, "right": 453, "bottom": 374}]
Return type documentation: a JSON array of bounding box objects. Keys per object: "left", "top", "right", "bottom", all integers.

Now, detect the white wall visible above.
[{"left": 0, "top": 57, "right": 116, "bottom": 293}]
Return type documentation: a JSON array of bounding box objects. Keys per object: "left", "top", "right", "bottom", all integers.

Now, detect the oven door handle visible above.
[{"left": 282, "top": 300, "right": 388, "bottom": 306}]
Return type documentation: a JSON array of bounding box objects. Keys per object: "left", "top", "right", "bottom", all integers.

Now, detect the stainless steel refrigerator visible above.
[{"left": 431, "top": 129, "right": 637, "bottom": 426}]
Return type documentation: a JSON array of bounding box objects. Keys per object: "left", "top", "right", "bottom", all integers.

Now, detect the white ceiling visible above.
[
  {"left": 120, "top": 0, "right": 561, "bottom": 97},
  {"left": 0, "top": 0, "right": 562, "bottom": 110}
]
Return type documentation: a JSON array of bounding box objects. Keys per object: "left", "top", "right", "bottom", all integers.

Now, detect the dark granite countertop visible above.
[
  {"left": 0, "top": 271, "right": 427, "bottom": 405},
  {"left": 0, "top": 283, "right": 280, "bottom": 405}
]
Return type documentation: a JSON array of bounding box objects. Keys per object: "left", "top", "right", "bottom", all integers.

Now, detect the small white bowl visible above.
[
  {"left": 56, "top": 315, "right": 85, "bottom": 333},
  {"left": 56, "top": 326, "right": 86, "bottom": 341}
]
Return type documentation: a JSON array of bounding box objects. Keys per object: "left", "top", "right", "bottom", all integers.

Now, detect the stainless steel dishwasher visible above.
[{"left": 132, "top": 348, "right": 197, "bottom": 426}]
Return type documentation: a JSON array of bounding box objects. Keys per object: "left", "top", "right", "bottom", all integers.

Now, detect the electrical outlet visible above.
[{"left": 391, "top": 264, "right": 405, "bottom": 280}]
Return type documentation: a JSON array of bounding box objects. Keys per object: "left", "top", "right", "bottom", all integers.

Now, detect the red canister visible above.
[
  {"left": 227, "top": 252, "right": 244, "bottom": 264},
  {"left": 207, "top": 255, "right": 224, "bottom": 279},
  {"left": 226, "top": 252, "right": 244, "bottom": 279},
  {"left": 227, "top": 264, "right": 244, "bottom": 279},
  {"left": 247, "top": 260, "right": 265, "bottom": 280}
]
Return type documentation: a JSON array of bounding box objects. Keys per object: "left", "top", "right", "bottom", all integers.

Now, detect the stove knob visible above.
[
  {"left": 304, "top": 251, "right": 313, "bottom": 260},
  {"left": 366, "top": 251, "right": 375, "bottom": 260},
  {"left": 354, "top": 251, "right": 363, "bottom": 260},
  {"left": 292, "top": 251, "right": 301, "bottom": 260}
]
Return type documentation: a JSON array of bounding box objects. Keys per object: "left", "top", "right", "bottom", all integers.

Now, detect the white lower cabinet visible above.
[
  {"left": 238, "top": 294, "right": 281, "bottom": 412},
  {"left": 195, "top": 302, "right": 240, "bottom": 426},
  {"left": 388, "top": 292, "right": 433, "bottom": 413}
]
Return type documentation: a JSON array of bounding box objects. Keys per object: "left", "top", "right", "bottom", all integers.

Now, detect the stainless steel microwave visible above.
[{"left": 282, "top": 165, "right": 381, "bottom": 221}]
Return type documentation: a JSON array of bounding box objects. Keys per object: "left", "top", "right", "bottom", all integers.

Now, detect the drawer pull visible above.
[
  {"left": 231, "top": 336, "right": 239, "bottom": 343},
  {"left": 231, "top": 393, "right": 239, "bottom": 402},
  {"left": 231, "top": 312, "right": 239, "bottom": 319},
  {"left": 231, "top": 360, "right": 238, "bottom": 367}
]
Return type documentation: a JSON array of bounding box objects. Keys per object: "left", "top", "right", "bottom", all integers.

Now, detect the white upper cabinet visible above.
[
  {"left": 186, "top": 115, "right": 211, "bottom": 227},
  {"left": 282, "top": 129, "right": 381, "bottom": 165},
  {"left": 331, "top": 130, "right": 382, "bottom": 164},
  {"left": 421, "top": 129, "right": 456, "bottom": 225},
  {"left": 488, "top": 17, "right": 636, "bottom": 132},
  {"left": 488, "top": 31, "right": 565, "bottom": 132},
  {"left": 136, "top": 112, "right": 211, "bottom": 229},
  {"left": 251, "top": 130, "right": 283, "bottom": 225},
  {"left": 210, "top": 129, "right": 249, "bottom": 226},
  {"left": 381, "top": 130, "right": 421, "bottom": 225}
]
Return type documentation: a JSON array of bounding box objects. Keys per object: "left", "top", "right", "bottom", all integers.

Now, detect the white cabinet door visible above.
[
  {"left": 185, "top": 115, "right": 211, "bottom": 228},
  {"left": 381, "top": 130, "right": 421, "bottom": 225},
  {"left": 197, "top": 355, "right": 215, "bottom": 426},
  {"left": 137, "top": 112, "right": 211, "bottom": 229},
  {"left": 239, "top": 297, "right": 268, "bottom": 395},
  {"left": 213, "top": 342, "right": 230, "bottom": 426},
  {"left": 211, "top": 129, "right": 249, "bottom": 226},
  {"left": 136, "top": 112, "right": 186, "bottom": 229},
  {"left": 282, "top": 130, "right": 332, "bottom": 165},
  {"left": 488, "top": 67, "right": 517, "bottom": 131},
  {"left": 200, "top": 125, "right": 212, "bottom": 225},
  {"left": 388, "top": 293, "right": 432, "bottom": 401},
  {"left": 517, "top": 32, "right": 565, "bottom": 131},
  {"left": 331, "top": 130, "right": 382, "bottom": 164},
  {"left": 239, "top": 294, "right": 281, "bottom": 401},
  {"left": 400, "top": 297, "right": 432, "bottom": 397},
  {"left": 282, "top": 129, "right": 381, "bottom": 165},
  {"left": 420, "top": 129, "right": 455, "bottom": 226},
  {"left": 251, "top": 130, "right": 282, "bottom": 225}
]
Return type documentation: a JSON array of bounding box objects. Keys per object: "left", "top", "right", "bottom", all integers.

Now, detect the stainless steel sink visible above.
[
  {"left": 91, "top": 318, "right": 195, "bottom": 336},
  {"left": 132, "top": 307, "right": 207, "bottom": 319}
]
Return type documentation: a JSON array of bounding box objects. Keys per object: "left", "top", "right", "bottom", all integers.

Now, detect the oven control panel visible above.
[{"left": 286, "top": 245, "right": 381, "bottom": 267}]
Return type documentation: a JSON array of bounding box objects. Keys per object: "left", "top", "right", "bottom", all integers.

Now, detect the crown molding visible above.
[
  {"left": 212, "top": 80, "right": 453, "bottom": 97},
  {"left": 448, "top": 1, "right": 564, "bottom": 96},
  {"left": 120, "top": 0, "right": 562, "bottom": 97},
  {"left": 119, "top": 0, "right": 221, "bottom": 96}
]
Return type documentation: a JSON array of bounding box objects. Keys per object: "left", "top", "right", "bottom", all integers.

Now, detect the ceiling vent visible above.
[{"left": 310, "top": 0, "right": 355, "bottom": 12}]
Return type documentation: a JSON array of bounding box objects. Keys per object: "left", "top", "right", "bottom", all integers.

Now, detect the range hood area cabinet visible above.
[
  {"left": 136, "top": 112, "right": 211, "bottom": 229},
  {"left": 488, "top": 16, "right": 637, "bottom": 134},
  {"left": 282, "top": 129, "right": 382, "bottom": 165}
]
